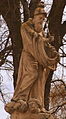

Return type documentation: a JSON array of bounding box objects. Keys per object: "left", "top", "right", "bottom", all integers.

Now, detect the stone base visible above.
[{"left": 11, "top": 111, "right": 54, "bottom": 119}]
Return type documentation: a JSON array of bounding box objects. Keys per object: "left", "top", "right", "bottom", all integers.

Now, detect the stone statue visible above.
[{"left": 5, "top": 2, "right": 59, "bottom": 119}]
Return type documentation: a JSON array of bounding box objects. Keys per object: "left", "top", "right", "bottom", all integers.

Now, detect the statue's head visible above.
[
  {"left": 32, "top": 2, "right": 47, "bottom": 33},
  {"left": 34, "top": 2, "right": 47, "bottom": 18}
]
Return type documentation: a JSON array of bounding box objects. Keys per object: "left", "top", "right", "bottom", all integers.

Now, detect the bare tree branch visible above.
[
  {"left": 0, "top": 45, "right": 12, "bottom": 66},
  {"left": 51, "top": 101, "right": 66, "bottom": 114},
  {"left": 59, "top": 62, "right": 66, "bottom": 68},
  {"left": 51, "top": 79, "right": 66, "bottom": 88},
  {"left": 0, "top": 88, "right": 6, "bottom": 104}
]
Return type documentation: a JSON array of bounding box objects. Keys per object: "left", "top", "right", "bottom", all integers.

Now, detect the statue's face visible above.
[{"left": 33, "top": 14, "right": 45, "bottom": 33}]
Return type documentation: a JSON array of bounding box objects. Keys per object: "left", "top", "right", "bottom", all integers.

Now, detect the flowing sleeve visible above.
[{"left": 32, "top": 35, "right": 60, "bottom": 70}]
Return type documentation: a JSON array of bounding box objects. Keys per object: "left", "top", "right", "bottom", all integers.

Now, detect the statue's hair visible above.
[
  {"left": 32, "top": 1, "right": 45, "bottom": 18},
  {"left": 37, "top": 1, "right": 45, "bottom": 8}
]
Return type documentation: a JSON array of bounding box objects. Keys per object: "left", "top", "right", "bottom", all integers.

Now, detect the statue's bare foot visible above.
[
  {"left": 15, "top": 100, "right": 28, "bottom": 112},
  {"left": 5, "top": 102, "right": 15, "bottom": 114},
  {"left": 5, "top": 100, "right": 28, "bottom": 114},
  {"left": 28, "top": 101, "right": 41, "bottom": 113}
]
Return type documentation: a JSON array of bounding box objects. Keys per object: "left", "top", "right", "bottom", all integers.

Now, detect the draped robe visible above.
[{"left": 5, "top": 18, "right": 59, "bottom": 113}]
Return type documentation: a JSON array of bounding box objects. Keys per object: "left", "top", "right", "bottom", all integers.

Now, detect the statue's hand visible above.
[{"left": 33, "top": 32, "right": 38, "bottom": 39}]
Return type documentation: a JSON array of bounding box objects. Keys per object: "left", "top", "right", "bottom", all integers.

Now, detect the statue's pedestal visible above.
[{"left": 11, "top": 111, "right": 54, "bottom": 119}]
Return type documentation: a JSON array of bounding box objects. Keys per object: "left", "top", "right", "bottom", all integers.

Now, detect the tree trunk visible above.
[{"left": 0, "top": 0, "right": 22, "bottom": 88}]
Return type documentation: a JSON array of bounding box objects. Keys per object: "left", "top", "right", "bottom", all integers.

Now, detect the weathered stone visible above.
[
  {"left": 11, "top": 111, "right": 54, "bottom": 119},
  {"left": 5, "top": 2, "right": 59, "bottom": 119}
]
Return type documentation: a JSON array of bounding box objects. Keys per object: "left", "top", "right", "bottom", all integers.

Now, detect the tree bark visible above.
[
  {"left": 48, "top": 0, "right": 66, "bottom": 49},
  {"left": 0, "top": 0, "right": 22, "bottom": 88}
]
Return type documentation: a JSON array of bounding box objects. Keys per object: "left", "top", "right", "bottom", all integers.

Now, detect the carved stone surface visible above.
[
  {"left": 5, "top": 2, "right": 60, "bottom": 119},
  {"left": 11, "top": 111, "right": 54, "bottom": 119}
]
